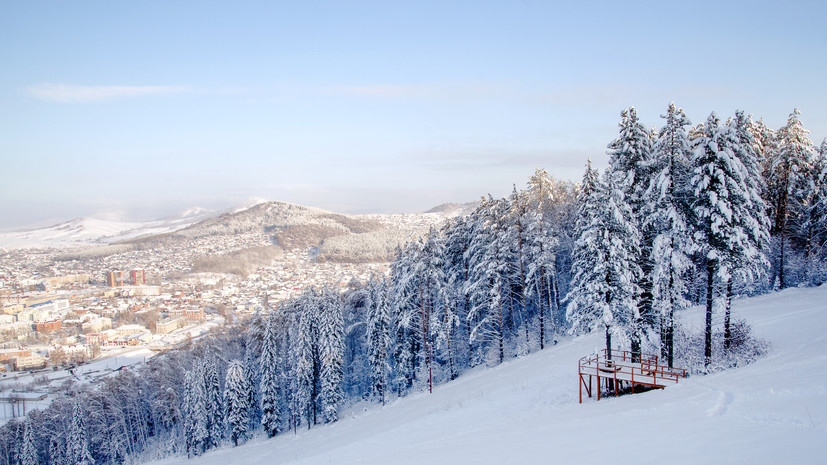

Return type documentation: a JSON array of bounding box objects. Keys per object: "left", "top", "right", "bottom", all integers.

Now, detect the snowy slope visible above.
[
  {"left": 149, "top": 285, "right": 827, "bottom": 465},
  {"left": 0, "top": 208, "right": 217, "bottom": 249}
]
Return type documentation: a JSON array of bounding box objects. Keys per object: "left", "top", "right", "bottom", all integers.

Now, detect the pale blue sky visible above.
[{"left": 1, "top": 0, "right": 825, "bottom": 228}]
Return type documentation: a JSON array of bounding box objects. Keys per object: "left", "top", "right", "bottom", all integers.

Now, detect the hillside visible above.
[
  {"left": 123, "top": 201, "right": 457, "bottom": 263},
  {"left": 149, "top": 285, "right": 827, "bottom": 465}
]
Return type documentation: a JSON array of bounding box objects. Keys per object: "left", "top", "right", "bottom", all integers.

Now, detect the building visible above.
[
  {"left": 107, "top": 270, "right": 125, "bottom": 288},
  {"left": 81, "top": 317, "right": 112, "bottom": 334},
  {"left": 35, "top": 320, "right": 61, "bottom": 333},
  {"left": 12, "top": 354, "right": 46, "bottom": 371},
  {"left": 0, "top": 349, "right": 31, "bottom": 363},
  {"left": 155, "top": 317, "right": 184, "bottom": 334},
  {"left": 131, "top": 269, "right": 146, "bottom": 285}
]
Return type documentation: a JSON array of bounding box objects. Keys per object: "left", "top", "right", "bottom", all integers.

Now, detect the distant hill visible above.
[
  {"left": 1, "top": 200, "right": 472, "bottom": 264},
  {"left": 0, "top": 208, "right": 218, "bottom": 250},
  {"left": 120, "top": 200, "right": 465, "bottom": 264}
]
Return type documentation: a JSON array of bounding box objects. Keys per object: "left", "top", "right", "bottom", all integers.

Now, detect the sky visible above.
[{"left": 1, "top": 1, "right": 825, "bottom": 229}]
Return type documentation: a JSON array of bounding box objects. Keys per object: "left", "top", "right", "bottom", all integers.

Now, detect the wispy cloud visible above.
[{"left": 26, "top": 83, "right": 192, "bottom": 103}]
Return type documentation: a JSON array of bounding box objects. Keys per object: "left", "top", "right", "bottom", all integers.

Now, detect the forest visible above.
[{"left": 2, "top": 104, "right": 825, "bottom": 465}]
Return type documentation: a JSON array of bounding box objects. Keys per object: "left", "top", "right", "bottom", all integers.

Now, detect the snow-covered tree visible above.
[
  {"left": 67, "top": 400, "right": 95, "bottom": 465},
  {"left": 183, "top": 367, "right": 208, "bottom": 457},
  {"left": 567, "top": 161, "right": 641, "bottom": 357},
  {"left": 224, "top": 359, "right": 251, "bottom": 446},
  {"left": 689, "top": 113, "right": 763, "bottom": 366},
  {"left": 366, "top": 277, "right": 392, "bottom": 403},
  {"left": 318, "top": 288, "right": 344, "bottom": 423},
  {"left": 20, "top": 420, "right": 37, "bottom": 465},
  {"left": 606, "top": 106, "right": 654, "bottom": 358},
  {"left": 767, "top": 109, "right": 816, "bottom": 288},
  {"left": 260, "top": 311, "right": 282, "bottom": 437},
  {"left": 203, "top": 357, "right": 224, "bottom": 449},
  {"left": 645, "top": 102, "right": 695, "bottom": 366}
]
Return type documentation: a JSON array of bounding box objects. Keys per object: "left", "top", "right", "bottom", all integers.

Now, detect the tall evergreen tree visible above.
[
  {"left": 366, "top": 277, "right": 392, "bottom": 403},
  {"left": 606, "top": 107, "right": 653, "bottom": 359},
  {"left": 260, "top": 311, "right": 282, "bottom": 437},
  {"left": 318, "top": 288, "right": 344, "bottom": 423},
  {"left": 20, "top": 420, "right": 37, "bottom": 465},
  {"left": 689, "top": 113, "right": 759, "bottom": 366},
  {"left": 67, "top": 400, "right": 95, "bottom": 465},
  {"left": 767, "top": 109, "right": 816, "bottom": 288},
  {"left": 224, "top": 360, "right": 251, "bottom": 446},
  {"left": 203, "top": 357, "right": 224, "bottom": 449},
  {"left": 646, "top": 103, "right": 695, "bottom": 366},
  {"left": 567, "top": 162, "right": 641, "bottom": 358}
]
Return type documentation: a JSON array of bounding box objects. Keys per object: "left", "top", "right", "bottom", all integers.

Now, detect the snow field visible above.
[{"left": 149, "top": 285, "right": 827, "bottom": 465}]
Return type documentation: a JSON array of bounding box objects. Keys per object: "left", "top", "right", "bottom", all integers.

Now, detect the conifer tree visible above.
[
  {"left": 203, "top": 357, "right": 224, "bottom": 449},
  {"left": 67, "top": 400, "right": 95, "bottom": 465},
  {"left": 260, "top": 311, "right": 282, "bottom": 437},
  {"left": 689, "top": 113, "right": 760, "bottom": 366},
  {"left": 318, "top": 288, "right": 344, "bottom": 423},
  {"left": 646, "top": 103, "right": 695, "bottom": 366},
  {"left": 767, "top": 109, "right": 816, "bottom": 288},
  {"left": 567, "top": 162, "right": 641, "bottom": 357},
  {"left": 366, "top": 277, "right": 392, "bottom": 403},
  {"left": 224, "top": 360, "right": 251, "bottom": 446},
  {"left": 20, "top": 420, "right": 37, "bottom": 465},
  {"left": 606, "top": 106, "right": 653, "bottom": 359}
]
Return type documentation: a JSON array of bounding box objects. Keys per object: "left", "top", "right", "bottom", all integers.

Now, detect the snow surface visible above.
[{"left": 149, "top": 286, "right": 827, "bottom": 465}]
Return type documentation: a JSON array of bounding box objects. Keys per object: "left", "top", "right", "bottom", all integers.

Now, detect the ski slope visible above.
[{"left": 151, "top": 285, "right": 827, "bottom": 465}]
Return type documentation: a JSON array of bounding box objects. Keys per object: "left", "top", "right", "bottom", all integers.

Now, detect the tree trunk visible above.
[
  {"left": 779, "top": 231, "right": 786, "bottom": 289},
  {"left": 724, "top": 277, "right": 733, "bottom": 351},
  {"left": 704, "top": 259, "right": 715, "bottom": 368},
  {"left": 536, "top": 271, "right": 545, "bottom": 350}
]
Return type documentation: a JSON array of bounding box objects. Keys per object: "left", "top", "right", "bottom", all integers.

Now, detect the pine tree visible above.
[
  {"left": 183, "top": 368, "right": 208, "bottom": 457},
  {"left": 567, "top": 162, "right": 641, "bottom": 357},
  {"left": 366, "top": 277, "right": 392, "bottom": 403},
  {"left": 224, "top": 360, "right": 251, "bottom": 446},
  {"left": 606, "top": 106, "right": 653, "bottom": 359},
  {"left": 767, "top": 109, "right": 816, "bottom": 288},
  {"left": 466, "top": 197, "right": 509, "bottom": 365},
  {"left": 646, "top": 103, "right": 695, "bottom": 367},
  {"left": 725, "top": 111, "right": 771, "bottom": 347},
  {"left": 20, "top": 420, "right": 37, "bottom": 465},
  {"left": 67, "top": 400, "right": 95, "bottom": 465},
  {"left": 203, "top": 357, "right": 224, "bottom": 449},
  {"left": 689, "top": 113, "right": 760, "bottom": 367},
  {"left": 292, "top": 295, "right": 317, "bottom": 428},
  {"left": 318, "top": 288, "right": 344, "bottom": 423},
  {"left": 260, "top": 311, "right": 282, "bottom": 437}
]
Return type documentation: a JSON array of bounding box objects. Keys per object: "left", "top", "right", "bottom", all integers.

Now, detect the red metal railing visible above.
[{"left": 578, "top": 349, "right": 687, "bottom": 403}]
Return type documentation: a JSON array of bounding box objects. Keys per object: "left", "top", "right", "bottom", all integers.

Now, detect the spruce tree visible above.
[
  {"left": 366, "top": 277, "right": 392, "bottom": 403},
  {"left": 689, "top": 113, "right": 759, "bottom": 367},
  {"left": 606, "top": 107, "right": 654, "bottom": 359},
  {"left": 646, "top": 103, "right": 695, "bottom": 366},
  {"left": 67, "top": 400, "right": 95, "bottom": 465},
  {"left": 767, "top": 109, "right": 816, "bottom": 288},
  {"left": 224, "top": 360, "right": 251, "bottom": 446},
  {"left": 567, "top": 162, "right": 641, "bottom": 357},
  {"left": 260, "top": 311, "right": 282, "bottom": 437},
  {"left": 20, "top": 420, "right": 37, "bottom": 465},
  {"left": 318, "top": 288, "right": 344, "bottom": 423}
]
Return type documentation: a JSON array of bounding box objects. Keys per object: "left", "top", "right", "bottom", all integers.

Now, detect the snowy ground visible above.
[{"left": 150, "top": 285, "right": 827, "bottom": 465}]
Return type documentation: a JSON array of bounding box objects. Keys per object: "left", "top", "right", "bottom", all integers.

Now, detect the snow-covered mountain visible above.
[
  {"left": 0, "top": 207, "right": 219, "bottom": 250},
  {"left": 0, "top": 200, "right": 472, "bottom": 254},
  {"left": 148, "top": 285, "right": 827, "bottom": 465}
]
